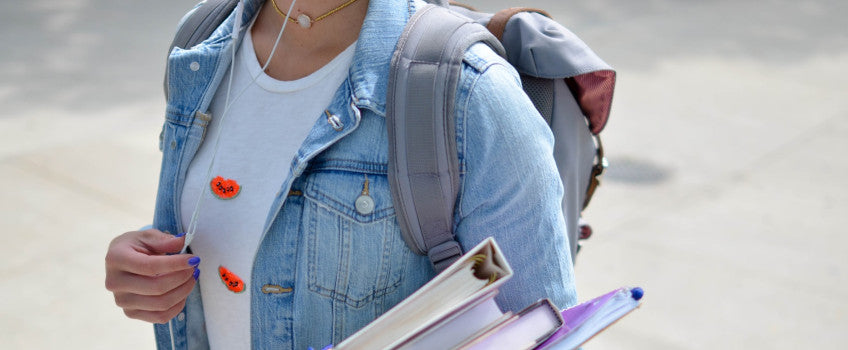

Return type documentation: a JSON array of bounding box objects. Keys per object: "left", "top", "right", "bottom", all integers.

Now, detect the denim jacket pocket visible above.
[{"left": 302, "top": 168, "right": 408, "bottom": 308}]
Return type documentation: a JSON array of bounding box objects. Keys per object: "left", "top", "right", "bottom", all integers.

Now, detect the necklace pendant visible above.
[{"left": 297, "top": 14, "right": 312, "bottom": 28}]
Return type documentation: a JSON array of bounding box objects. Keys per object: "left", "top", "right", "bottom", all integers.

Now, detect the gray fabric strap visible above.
[
  {"left": 387, "top": 4, "right": 505, "bottom": 273},
  {"left": 164, "top": 0, "right": 238, "bottom": 97}
]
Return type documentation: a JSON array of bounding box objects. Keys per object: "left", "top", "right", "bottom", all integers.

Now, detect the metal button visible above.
[
  {"left": 355, "top": 175, "right": 374, "bottom": 215},
  {"left": 355, "top": 195, "right": 375, "bottom": 215},
  {"left": 261, "top": 284, "right": 293, "bottom": 294},
  {"left": 325, "top": 110, "right": 344, "bottom": 131},
  {"left": 177, "top": 312, "right": 186, "bottom": 322},
  {"left": 170, "top": 140, "right": 177, "bottom": 149},
  {"left": 189, "top": 61, "right": 200, "bottom": 71}
]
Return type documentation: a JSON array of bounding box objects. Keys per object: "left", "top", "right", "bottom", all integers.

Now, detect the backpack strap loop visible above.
[{"left": 486, "top": 7, "right": 552, "bottom": 41}]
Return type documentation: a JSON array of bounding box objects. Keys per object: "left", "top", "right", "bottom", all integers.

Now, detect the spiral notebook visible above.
[{"left": 536, "top": 287, "right": 644, "bottom": 349}]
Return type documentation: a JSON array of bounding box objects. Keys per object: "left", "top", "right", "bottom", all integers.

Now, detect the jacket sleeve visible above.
[{"left": 453, "top": 48, "right": 578, "bottom": 312}]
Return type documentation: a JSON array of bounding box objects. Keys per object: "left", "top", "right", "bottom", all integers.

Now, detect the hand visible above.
[{"left": 105, "top": 229, "right": 200, "bottom": 324}]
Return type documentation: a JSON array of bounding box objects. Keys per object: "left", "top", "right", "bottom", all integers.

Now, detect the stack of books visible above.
[{"left": 335, "top": 238, "right": 643, "bottom": 350}]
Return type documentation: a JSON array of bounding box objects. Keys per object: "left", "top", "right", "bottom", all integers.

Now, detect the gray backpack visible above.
[{"left": 167, "top": 0, "right": 615, "bottom": 273}]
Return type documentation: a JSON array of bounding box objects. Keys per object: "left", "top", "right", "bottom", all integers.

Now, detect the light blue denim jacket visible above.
[{"left": 153, "top": 0, "right": 577, "bottom": 348}]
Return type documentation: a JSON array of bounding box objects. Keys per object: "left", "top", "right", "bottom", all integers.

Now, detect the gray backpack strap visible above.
[
  {"left": 387, "top": 4, "right": 505, "bottom": 273},
  {"left": 164, "top": 0, "right": 239, "bottom": 97}
]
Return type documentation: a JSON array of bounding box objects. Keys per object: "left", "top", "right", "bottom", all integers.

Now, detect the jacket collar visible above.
[
  {"left": 233, "top": 0, "right": 416, "bottom": 117},
  {"left": 347, "top": 0, "right": 416, "bottom": 117}
]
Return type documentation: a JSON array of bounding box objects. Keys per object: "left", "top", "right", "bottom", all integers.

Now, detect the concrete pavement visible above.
[{"left": 1, "top": 0, "right": 846, "bottom": 348}]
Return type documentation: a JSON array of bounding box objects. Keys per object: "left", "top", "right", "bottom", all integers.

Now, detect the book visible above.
[
  {"left": 335, "top": 238, "right": 513, "bottom": 350},
  {"left": 398, "top": 297, "right": 563, "bottom": 350},
  {"left": 396, "top": 291, "right": 510, "bottom": 350},
  {"left": 334, "top": 237, "right": 643, "bottom": 350},
  {"left": 455, "top": 298, "right": 564, "bottom": 350},
  {"left": 536, "top": 287, "right": 644, "bottom": 350}
]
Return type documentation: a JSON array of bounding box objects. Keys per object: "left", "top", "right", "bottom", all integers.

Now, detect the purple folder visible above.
[{"left": 536, "top": 287, "right": 643, "bottom": 349}]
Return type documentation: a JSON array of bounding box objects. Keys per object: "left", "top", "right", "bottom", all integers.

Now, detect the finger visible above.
[
  {"left": 114, "top": 275, "right": 197, "bottom": 312},
  {"left": 124, "top": 298, "right": 188, "bottom": 324},
  {"left": 106, "top": 247, "right": 199, "bottom": 277},
  {"left": 106, "top": 268, "right": 196, "bottom": 295},
  {"left": 136, "top": 229, "right": 187, "bottom": 255}
]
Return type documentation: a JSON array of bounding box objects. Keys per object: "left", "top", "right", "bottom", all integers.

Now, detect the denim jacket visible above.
[{"left": 152, "top": 0, "right": 577, "bottom": 348}]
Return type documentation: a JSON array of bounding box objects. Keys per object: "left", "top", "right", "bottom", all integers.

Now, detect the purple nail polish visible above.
[
  {"left": 175, "top": 232, "right": 187, "bottom": 238},
  {"left": 193, "top": 267, "right": 200, "bottom": 280},
  {"left": 188, "top": 256, "right": 201, "bottom": 266}
]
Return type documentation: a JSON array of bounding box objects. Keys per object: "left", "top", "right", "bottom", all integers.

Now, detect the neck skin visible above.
[{"left": 251, "top": 0, "right": 368, "bottom": 81}]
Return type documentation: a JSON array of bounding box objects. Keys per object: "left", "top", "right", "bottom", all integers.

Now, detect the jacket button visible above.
[
  {"left": 177, "top": 312, "right": 186, "bottom": 322},
  {"left": 325, "top": 110, "right": 344, "bottom": 131},
  {"left": 261, "top": 284, "right": 293, "bottom": 294},
  {"left": 189, "top": 62, "right": 200, "bottom": 71},
  {"left": 355, "top": 194, "right": 375, "bottom": 215}
]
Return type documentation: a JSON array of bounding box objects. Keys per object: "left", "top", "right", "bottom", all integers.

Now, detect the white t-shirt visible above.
[{"left": 179, "top": 26, "right": 356, "bottom": 349}]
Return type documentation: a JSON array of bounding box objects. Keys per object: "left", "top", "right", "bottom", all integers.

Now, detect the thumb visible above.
[{"left": 137, "top": 229, "right": 187, "bottom": 255}]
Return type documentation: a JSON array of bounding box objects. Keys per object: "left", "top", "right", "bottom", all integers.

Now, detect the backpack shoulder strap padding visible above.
[
  {"left": 387, "top": 4, "right": 505, "bottom": 273},
  {"left": 170, "top": 0, "right": 238, "bottom": 52}
]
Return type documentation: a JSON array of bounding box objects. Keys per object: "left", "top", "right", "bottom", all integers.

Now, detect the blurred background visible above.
[{"left": 1, "top": 0, "right": 845, "bottom": 348}]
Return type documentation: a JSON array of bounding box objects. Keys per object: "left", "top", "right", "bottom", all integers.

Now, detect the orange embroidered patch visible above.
[
  {"left": 218, "top": 266, "right": 245, "bottom": 293},
  {"left": 210, "top": 176, "right": 241, "bottom": 199}
]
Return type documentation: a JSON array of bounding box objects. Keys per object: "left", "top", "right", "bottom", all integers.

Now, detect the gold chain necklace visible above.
[{"left": 271, "top": 0, "right": 362, "bottom": 29}]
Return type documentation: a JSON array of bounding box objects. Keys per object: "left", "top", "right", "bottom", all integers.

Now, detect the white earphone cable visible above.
[
  {"left": 182, "top": 0, "right": 297, "bottom": 254},
  {"left": 170, "top": 2, "right": 297, "bottom": 348}
]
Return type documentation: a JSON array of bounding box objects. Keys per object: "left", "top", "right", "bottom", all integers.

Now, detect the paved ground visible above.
[{"left": 1, "top": 0, "right": 846, "bottom": 349}]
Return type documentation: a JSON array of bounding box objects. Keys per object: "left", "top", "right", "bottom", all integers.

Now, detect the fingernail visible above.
[
  {"left": 188, "top": 256, "right": 201, "bottom": 266},
  {"left": 193, "top": 267, "right": 200, "bottom": 280},
  {"left": 175, "top": 232, "right": 187, "bottom": 238}
]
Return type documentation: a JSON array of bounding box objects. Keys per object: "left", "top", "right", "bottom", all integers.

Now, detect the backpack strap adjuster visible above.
[{"left": 428, "top": 240, "right": 463, "bottom": 273}]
